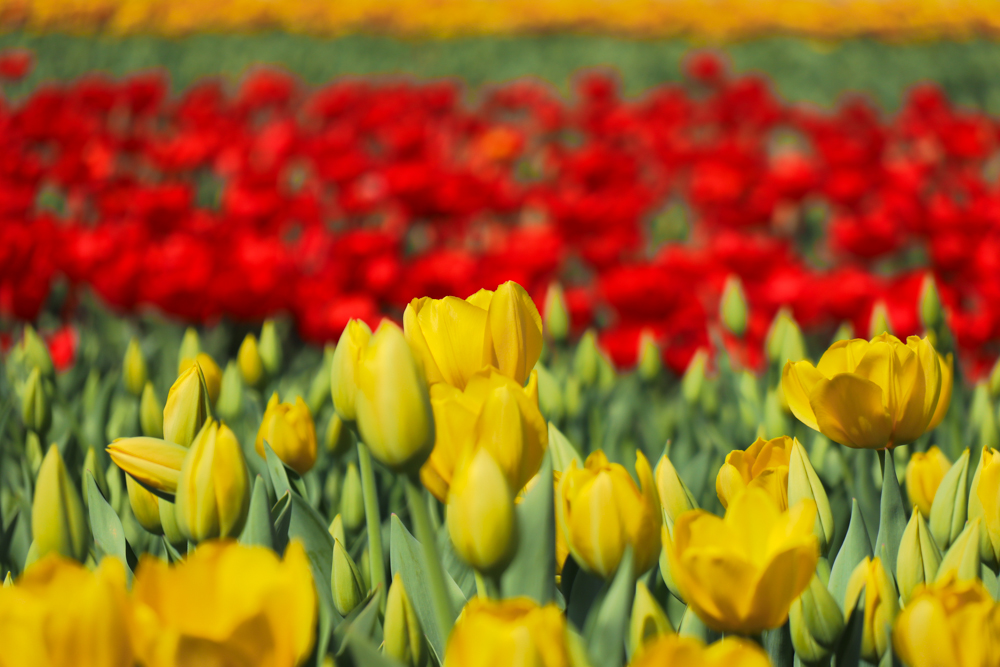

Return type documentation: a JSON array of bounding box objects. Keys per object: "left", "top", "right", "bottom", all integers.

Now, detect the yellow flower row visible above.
[{"left": 3, "top": 0, "right": 1000, "bottom": 38}]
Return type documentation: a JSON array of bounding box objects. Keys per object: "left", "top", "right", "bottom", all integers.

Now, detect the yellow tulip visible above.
[
  {"left": 556, "top": 450, "right": 661, "bottom": 580},
  {"left": 106, "top": 437, "right": 189, "bottom": 495},
  {"left": 163, "top": 364, "right": 211, "bottom": 448},
  {"left": 123, "top": 337, "right": 148, "bottom": 397},
  {"left": 175, "top": 421, "right": 251, "bottom": 542},
  {"left": 716, "top": 435, "right": 793, "bottom": 510},
  {"left": 423, "top": 366, "right": 546, "bottom": 502},
  {"left": 403, "top": 280, "right": 542, "bottom": 390},
  {"left": 331, "top": 538, "right": 366, "bottom": 616},
  {"left": 447, "top": 447, "right": 518, "bottom": 575},
  {"left": 21, "top": 366, "right": 50, "bottom": 435},
  {"left": 32, "top": 445, "right": 89, "bottom": 562},
  {"left": 354, "top": 321, "right": 435, "bottom": 474},
  {"left": 139, "top": 382, "right": 164, "bottom": 438},
  {"left": 628, "top": 634, "right": 770, "bottom": 667},
  {"left": 132, "top": 540, "right": 316, "bottom": 667},
  {"left": 330, "top": 319, "right": 372, "bottom": 422},
  {"left": 665, "top": 488, "right": 818, "bottom": 634},
  {"left": 178, "top": 353, "right": 222, "bottom": 407},
  {"left": 255, "top": 393, "right": 317, "bottom": 475},
  {"left": 782, "top": 334, "right": 950, "bottom": 449},
  {"left": 972, "top": 446, "right": 1000, "bottom": 563},
  {"left": 126, "top": 475, "right": 163, "bottom": 535},
  {"left": 892, "top": 573, "right": 1000, "bottom": 667},
  {"left": 237, "top": 333, "right": 265, "bottom": 387},
  {"left": 844, "top": 556, "right": 899, "bottom": 663},
  {"left": 0, "top": 555, "right": 133, "bottom": 667},
  {"left": 629, "top": 580, "right": 672, "bottom": 656},
  {"left": 443, "top": 597, "right": 571, "bottom": 667},
  {"left": 906, "top": 446, "right": 951, "bottom": 517},
  {"left": 654, "top": 454, "right": 697, "bottom": 532}
]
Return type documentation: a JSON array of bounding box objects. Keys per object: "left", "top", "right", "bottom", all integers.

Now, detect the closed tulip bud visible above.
[
  {"left": 717, "top": 435, "right": 792, "bottom": 511},
  {"left": 332, "top": 538, "right": 366, "bottom": 616},
  {"left": 763, "top": 388, "right": 790, "bottom": 439},
  {"left": 543, "top": 282, "right": 570, "bottom": 342},
  {"left": 868, "top": 300, "right": 893, "bottom": 337},
  {"left": 81, "top": 446, "right": 110, "bottom": 509},
  {"left": 105, "top": 463, "right": 124, "bottom": 514},
  {"left": 25, "top": 431, "right": 43, "bottom": 477},
  {"left": 929, "top": 448, "right": 969, "bottom": 551},
  {"left": 163, "top": 364, "right": 212, "bottom": 448},
  {"left": 384, "top": 574, "right": 428, "bottom": 667},
  {"left": 629, "top": 580, "right": 673, "bottom": 656},
  {"left": 906, "top": 446, "right": 951, "bottom": 517},
  {"left": 655, "top": 454, "right": 698, "bottom": 533},
  {"left": 535, "top": 363, "right": 564, "bottom": 424},
  {"left": 788, "top": 437, "right": 835, "bottom": 554},
  {"left": 936, "top": 518, "right": 982, "bottom": 584},
  {"left": 971, "top": 445, "right": 1000, "bottom": 565},
  {"left": 237, "top": 333, "right": 264, "bottom": 387},
  {"left": 444, "top": 598, "right": 574, "bottom": 667},
  {"left": 325, "top": 412, "right": 353, "bottom": 457},
  {"left": 990, "top": 358, "right": 1000, "bottom": 398},
  {"left": 897, "top": 509, "right": 942, "bottom": 604},
  {"left": 447, "top": 448, "right": 517, "bottom": 575},
  {"left": 17, "top": 324, "right": 54, "bottom": 378},
  {"left": 177, "top": 327, "right": 200, "bottom": 371},
  {"left": 564, "top": 375, "right": 582, "bottom": 418},
  {"left": 258, "top": 319, "right": 282, "bottom": 376},
  {"left": 178, "top": 353, "right": 222, "bottom": 407},
  {"left": 175, "top": 421, "right": 251, "bottom": 542},
  {"left": 630, "top": 635, "right": 770, "bottom": 667},
  {"left": 719, "top": 275, "right": 748, "bottom": 337},
  {"left": 355, "top": 321, "right": 435, "bottom": 474},
  {"left": 681, "top": 348, "right": 708, "bottom": 404},
  {"left": 106, "top": 437, "right": 189, "bottom": 495},
  {"left": 636, "top": 329, "right": 662, "bottom": 381},
  {"left": 329, "top": 514, "right": 346, "bottom": 546},
  {"left": 123, "top": 337, "right": 148, "bottom": 397},
  {"left": 788, "top": 572, "right": 845, "bottom": 663},
  {"left": 330, "top": 319, "right": 372, "bottom": 422},
  {"left": 919, "top": 273, "right": 943, "bottom": 329},
  {"left": 765, "top": 308, "right": 807, "bottom": 365},
  {"left": 340, "top": 462, "right": 366, "bottom": 533},
  {"left": 255, "top": 393, "right": 317, "bottom": 475},
  {"left": 843, "top": 556, "right": 898, "bottom": 663},
  {"left": 21, "top": 367, "right": 50, "bottom": 435},
  {"left": 158, "top": 499, "right": 186, "bottom": 545},
  {"left": 573, "top": 329, "right": 600, "bottom": 387},
  {"left": 126, "top": 474, "right": 163, "bottom": 534},
  {"left": 32, "top": 445, "right": 89, "bottom": 561},
  {"left": 139, "top": 382, "right": 164, "bottom": 438},
  {"left": 215, "top": 361, "right": 243, "bottom": 421}
]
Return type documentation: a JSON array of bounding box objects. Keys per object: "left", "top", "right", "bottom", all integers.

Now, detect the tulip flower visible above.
[
  {"left": 21, "top": 366, "right": 50, "bottom": 436},
  {"left": 215, "top": 361, "right": 243, "bottom": 421},
  {"left": 971, "top": 446, "right": 1000, "bottom": 564},
  {"left": 896, "top": 509, "right": 941, "bottom": 604},
  {"left": 330, "top": 319, "right": 372, "bottom": 422},
  {"left": 340, "top": 462, "right": 365, "bottom": 533},
  {"left": 443, "top": 597, "right": 571, "bottom": 667},
  {"left": 126, "top": 475, "right": 163, "bottom": 534},
  {"left": 629, "top": 635, "right": 770, "bottom": 667},
  {"left": 447, "top": 447, "right": 518, "bottom": 575},
  {"left": 906, "top": 446, "right": 951, "bottom": 517},
  {"left": 765, "top": 308, "right": 806, "bottom": 365},
  {"left": 106, "top": 437, "right": 189, "bottom": 495},
  {"left": 255, "top": 393, "right": 317, "bottom": 475},
  {"left": 716, "top": 435, "right": 793, "bottom": 510},
  {"left": 892, "top": 573, "right": 1000, "bottom": 667},
  {"left": 637, "top": 329, "right": 662, "bottom": 381},
  {"left": 384, "top": 575, "right": 428, "bottom": 667},
  {"left": 123, "top": 337, "right": 148, "bottom": 396},
  {"left": 844, "top": 556, "right": 899, "bottom": 663},
  {"left": 557, "top": 450, "right": 661, "bottom": 579},
  {"left": 175, "top": 420, "right": 251, "bottom": 542},
  {"left": 655, "top": 454, "right": 698, "bottom": 532},
  {"left": 331, "top": 538, "right": 366, "bottom": 616},
  {"left": 237, "top": 333, "right": 264, "bottom": 387},
  {"left": 782, "top": 334, "right": 951, "bottom": 449},
  {"left": 665, "top": 488, "right": 818, "bottom": 634},
  {"left": 132, "top": 541, "right": 317, "bottom": 667},
  {"left": 179, "top": 353, "right": 222, "bottom": 406},
  {"left": 423, "top": 366, "right": 546, "bottom": 502},
  {"left": 0, "top": 555, "right": 133, "bottom": 667},
  {"left": 32, "top": 445, "right": 89, "bottom": 562},
  {"left": 139, "top": 382, "right": 164, "bottom": 438},
  {"left": 354, "top": 321, "right": 435, "bottom": 474},
  {"left": 163, "top": 364, "right": 212, "bottom": 448}
]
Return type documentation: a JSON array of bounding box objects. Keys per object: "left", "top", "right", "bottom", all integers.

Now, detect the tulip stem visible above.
[
  {"left": 877, "top": 448, "right": 886, "bottom": 477},
  {"left": 474, "top": 571, "right": 499, "bottom": 599},
  {"left": 356, "top": 442, "right": 386, "bottom": 611},
  {"left": 404, "top": 475, "right": 455, "bottom": 643}
]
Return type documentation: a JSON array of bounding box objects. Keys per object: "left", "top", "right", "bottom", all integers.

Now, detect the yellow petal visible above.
[
  {"left": 927, "top": 353, "right": 953, "bottom": 431},
  {"left": 782, "top": 361, "right": 823, "bottom": 431},
  {"left": 810, "top": 374, "right": 893, "bottom": 449},
  {"left": 416, "top": 296, "right": 488, "bottom": 390},
  {"left": 482, "top": 281, "right": 544, "bottom": 386}
]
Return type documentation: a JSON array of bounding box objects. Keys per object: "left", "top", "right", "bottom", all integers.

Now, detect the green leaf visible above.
[
  {"left": 584, "top": 549, "right": 634, "bottom": 667},
  {"left": 85, "top": 472, "right": 132, "bottom": 580},
  {"left": 287, "top": 493, "right": 339, "bottom": 667},
  {"left": 834, "top": 590, "right": 865, "bottom": 667},
  {"left": 263, "top": 440, "right": 292, "bottom": 499},
  {"left": 436, "top": 522, "right": 476, "bottom": 600},
  {"left": 929, "top": 448, "right": 970, "bottom": 552},
  {"left": 763, "top": 624, "right": 794, "bottom": 667},
  {"left": 238, "top": 475, "right": 275, "bottom": 550},
  {"left": 501, "top": 450, "right": 556, "bottom": 605},
  {"left": 829, "top": 499, "right": 873, "bottom": 611},
  {"left": 333, "top": 590, "right": 381, "bottom": 655},
  {"left": 548, "top": 423, "right": 582, "bottom": 472},
  {"left": 343, "top": 630, "right": 406, "bottom": 667},
  {"left": 874, "top": 449, "right": 907, "bottom": 577},
  {"left": 271, "top": 491, "right": 292, "bottom": 556}
]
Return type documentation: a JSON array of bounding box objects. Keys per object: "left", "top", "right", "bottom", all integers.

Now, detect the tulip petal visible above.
[
  {"left": 927, "top": 353, "right": 953, "bottom": 431},
  {"left": 746, "top": 540, "right": 817, "bottom": 631},
  {"left": 782, "top": 361, "right": 824, "bottom": 431},
  {"left": 810, "top": 374, "right": 893, "bottom": 449},
  {"left": 483, "top": 281, "right": 543, "bottom": 386},
  {"left": 816, "top": 338, "right": 869, "bottom": 377},
  {"left": 416, "top": 295, "right": 488, "bottom": 390},
  {"left": 107, "top": 438, "right": 189, "bottom": 494}
]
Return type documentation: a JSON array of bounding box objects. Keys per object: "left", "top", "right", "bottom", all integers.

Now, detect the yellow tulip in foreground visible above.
[
  {"left": 330, "top": 319, "right": 372, "bottom": 422},
  {"left": 782, "top": 334, "right": 952, "bottom": 449},
  {"left": 628, "top": 634, "right": 770, "bottom": 667},
  {"left": 255, "top": 393, "right": 317, "bottom": 475},
  {"left": 106, "top": 437, "right": 189, "bottom": 495},
  {"left": 404, "top": 280, "right": 543, "bottom": 391},
  {"left": 175, "top": 421, "right": 251, "bottom": 542},
  {"left": 443, "top": 597, "right": 572, "bottom": 667},
  {"left": 665, "top": 488, "right": 818, "bottom": 634},
  {"left": 905, "top": 446, "right": 951, "bottom": 517},
  {"left": 0, "top": 555, "right": 133, "bottom": 667},
  {"left": 163, "top": 363, "right": 212, "bottom": 448},
  {"left": 32, "top": 445, "right": 89, "bottom": 562},
  {"left": 447, "top": 447, "right": 518, "bottom": 575},
  {"left": 716, "top": 435, "right": 793, "bottom": 510},
  {"left": 423, "top": 366, "right": 546, "bottom": 502},
  {"left": 893, "top": 573, "right": 1000, "bottom": 667},
  {"left": 557, "top": 450, "right": 661, "bottom": 579},
  {"left": 844, "top": 556, "right": 899, "bottom": 663},
  {"left": 132, "top": 540, "right": 316, "bottom": 667}
]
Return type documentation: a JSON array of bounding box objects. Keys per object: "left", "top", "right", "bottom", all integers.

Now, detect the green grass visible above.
[{"left": 2, "top": 33, "right": 1000, "bottom": 111}]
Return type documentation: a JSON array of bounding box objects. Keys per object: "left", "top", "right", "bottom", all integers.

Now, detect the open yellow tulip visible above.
[
  {"left": 716, "top": 435, "right": 793, "bottom": 510},
  {"left": 628, "top": 634, "right": 770, "bottom": 667},
  {"left": 444, "top": 597, "right": 571, "bottom": 667}
]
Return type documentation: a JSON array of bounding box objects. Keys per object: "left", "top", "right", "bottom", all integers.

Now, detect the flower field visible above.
[{"left": 1, "top": 32, "right": 1000, "bottom": 667}]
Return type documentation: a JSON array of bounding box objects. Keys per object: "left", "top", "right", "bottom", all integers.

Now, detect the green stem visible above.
[
  {"left": 404, "top": 474, "right": 455, "bottom": 642},
  {"left": 474, "top": 571, "right": 500, "bottom": 599},
  {"left": 877, "top": 448, "right": 887, "bottom": 478},
  {"left": 356, "top": 442, "right": 386, "bottom": 611}
]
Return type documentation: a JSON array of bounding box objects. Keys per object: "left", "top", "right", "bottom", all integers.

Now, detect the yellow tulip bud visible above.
[
  {"left": 163, "top": 364, "right": 211, "bottom": 448},
  {"left": 328, "top": 514, "right": 346, "bottom": 546},
  {"left": 868, "top": 300, "right": 893, "bottom": 337},
  {"left": 765, "top": 308, "right": 807, "bottom": 365},
  {"left": 81, "top": 446, "right": 110, "bottom": 510},
  {"left": 443, "top": 598, "right": 572, "bottom": 667},
  {"left": 332, "top": 538, "right": 366, "bottom": 616},
  {"left": 919, "top": 273, "right": 943, "bottom": 330},
  {"left": 782, "top": 334, "right": 950, "bottom": 449},
  {"left": 355, "top": 321, "right": 435, "bottom": 474},
  {"left": 177, "top": 326, "right": 200, "bottom": 370},
  {"left": 123, "top": 337, "right": 148, "bottom": 397},
  {"left": 258, "top": 319, "right": 282, "bottom": 376},
  {"left": 17, "top": 324, "right": 54, "bottom": 378},
  {"left": 636, "top": 329, "right": 662, "bottom": 381},
  {"left": 896, "top": 508, "right": 942, "bottom": 604},
  {"left": 330, "top": 319, "right": 372, "bottom": 421},
  {"left": 629, "top": 635, "right": 770, "bottom": 667},
  {"left": 158, "top": 499, "right": 186, "bottom": 546},
  {"left": 573, "top": 329, "right": 600, "bottom": 387},
  {"left": 557, "top": 450, "right": 661, "bottom": 580},
  {"left": 788, "top": 573, "right": 845, "bottom": 663},
  {"left": 844, "top": 556, "right": 899, "bottom": 663},
  {"left": 25, "top": 430, "right": 43, "bottom": 477},
  {"left": 716, "top": 435, "right": 792, "bottom": 510},
  {"left": 681, "top": 348, "right": 708, "bottom": 405},
  {"left": 32, "top": 445, "right": 89, "bottom": 562},
  {"left": 535, "top": 363, "right": 564, "bottom": 424},
  {"left": 139, "top": 382, "right": 164, "bottom": 438},
  {"left": 906, "top": 446, "right": 951, "bottom": 517},
  {"left": 788, "top": 437, "right": 835, "bottom": 555},
  {"left": 447, "top": 448, "right": 517, "bottom": 575},
  {"left": 666, "top": 489, "right": 819, "bottom": 634},
  {"left": 564, "top": 375, "right": 582, "bottom": 418},
  {"left": 21, "top": 367, "right": 50, "bottom": 435},
  {"left": 255, "top": 393, "right": 317, "bottom": 475},
  {"left": 215, "top": 361, "right": 243, "bottom": 421},
  {"left": 175, "top": 421, "right": 251, "bottom": 542},
  {"left": 720, "top": 274, "right": 748, "bottom": 337},
  {"left": 340, "top": 462, "right": 365, "bottom": 533},
  {"left": 178, "top": 353, "right": 222, "bottom": 407},
  {"left": 126, "top": 474, "right": 163, "bottom": 535},
  {"left": 936, "top": 519, "right": 982, "bottom": 584},
  {"left": 629, "top": 580, "right": 673, "bottom": 657},
  {"left": 929, "top": 448, "right": 970, "bottom": 551},
  {"left": 384, "top": 574, "right": 428, "bottom": 667},
  {"left": 324, "top": 412, "right": 353, "bottom": 457},
  {"left": 237, "top": 333, "right": 264, "bottom": 387},
  {"left": 655, "top": 454, "right": 697, "bottom": 533},
  {"left": 543, "top": 282, "right": 570, "bottom": 342},
  {"left": 482, "top": 281, "right": 544, "bottom": 387},
  {"left": 971, "top": 445, "right": 1000, "bottom": 565},
  {"left": 106, "top": 437, "right": 188, "bottom": 495},
  {"left": 990, "top": 358, "right": 1000, "bottom": 398}
]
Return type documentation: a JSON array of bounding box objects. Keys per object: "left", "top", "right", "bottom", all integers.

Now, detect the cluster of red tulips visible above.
[{"left": 1, "top": 50, "right": 997, "bottom": 377}]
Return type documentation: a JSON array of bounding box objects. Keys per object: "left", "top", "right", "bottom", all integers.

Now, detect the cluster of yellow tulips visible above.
[{"left": 2, "top": 278, "right": 999, "bottom": 667}]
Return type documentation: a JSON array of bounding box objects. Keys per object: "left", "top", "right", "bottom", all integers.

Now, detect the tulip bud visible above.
[
  {"left": 655, "top": 454, "right": 697, "bottom": 533},
  {"left": 917, "top": 273, "right": 943, "bottom": 330},
  {"left": 936, "top": 518, "right": 982, "bottom": 584},
  {"left": 788, "top": 438, "right": 835, "bottom": 555},
  {"left": 329, "top": 513, "right": 346, "bottom": 546},
  {"left": 629, "top": 580, "right": 673, "bottom": 656},
  {"left": 719, "top": 275, "right": 748, "bottom": 337},
  {"left": 122, "top": 337, "right": 148, "bottom": 397},
  {"left": 332, "top": 538, "right": 366, "bottom": 616},
  {"left": 354, "top": 322, "right": 435, "bottom": 474},
  {"left": 21, "top": 366, "right": 50, "bottom": 435},
  {"left": 330, "top": 319, "right": 372, "bottom": 422},
  {"left": 137, "top": 382, "right": 164, "bottom": 439},
  {"left": 990, "top": 358, "right": 1000, "bottom": 398},
  {"left": 535, "top": 363, "right": 564, "bottom": 424},
  {"left": 543, "top": 282, "right": 570, "bottom": 342},
  {"left": 384, "top": 574, "right": 428, "bottom": 667},
  {"left": 843, "top": 556, "right": 899, "bottom": 663},
  {"left": 447, "top": 448, "right": 517, "bottom": 575},
  {"left": 325, "top": 412, "right": 354, "bottom": 458},
  {"left": 18, "top": 324, "right": 54, "bottom": 378},
  {"left": 163, "top": 364, "right": 212, "bottom": 448},
  {"left": 258, "top": 319, "right": 282, "bottom": 376},
  {"left": 971, "top": 381, "right": 992, "bottom": 431},
  {"left": 159, "top": 499, "right": 186, "bottom": 546},
  {"left": 896, "top": 509, "right": 942, "bottom": 604},
  {"left": 32, "top": 444, "right": 89, "bottom": 561},
  {"left": 681, "top": 348, "right": 708, "bottom": 405},
  {"left": 831, "top": 321, "right": 854, "bottom": 344},
  {"left": 597, "top": 349, "right": 617, "bottom": 391},
  {"left": 237, "top": 333, "right": 264, "bottom": 388},
  {"left": 106, "top": 437, "right": 189, "bottom": 495},
  {"left": 929, "top": 448, "right": 969, "bottom": 551},
  {"left": 215, "top": 361, "right": 243, "bottom": 421},
  {"left": 341, "top": 463, "right": 366, "bottom": 533},
  {"left": 178, "top": 353, "right": 222, "bottom": 407},
  {"left": 573, "top": 329, "right": 600, "bottom": 387},
  {"left": 971, "top": 445, "right": 1000, "bottom": 566},
  {"left": 255, "top": 393, "right": 317, "bottom": 475},
  {"left": 25, "top": 430, "right": 43, "bottom": 477},
  {"left": 126, "top": 474, "right": 163, "bottom": 534},
  {"left": 637, "top": 330, "right": 662, "bottom": 381},
  {"left": 564, "top": 376, "right": 582, "bottom": 418},
  {"left": 175, "top": 421, "right": 251, "bottom": 542},
  {"left": 765, "top": 308, "right": 806, "bottom": 365},
  {"left": 307, "top": 344, "right": 336, "bottom": 415},
  {"left": 788, "top": 573, "right": 844, "bottom": 663},
  {"left": 905, "top": 446, "right": 951, "bottom": 517},
  {"left": 177, "top": 327, "right": 200, "bottom": 371},
  {"left": 868, "top": 300, "right": 893, "bottom": 338},
  {"left": 81, "top": 446, "right": 110, "bottom": 509}
]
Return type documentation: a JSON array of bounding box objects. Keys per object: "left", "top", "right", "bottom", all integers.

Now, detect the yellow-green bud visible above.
[
  {"left": 628, "top": 580, "right": 672, "bottom": 657},
  {"left": 919, "top": 273, "right": 943, "bottom": 330},
  {"left": 597, "top": 350, "right": 616, "bottom": 391},
  {"left": 446, "top": 448, "right": 517, "bottom": 576},
  {"left": 177, "top": 327, "right": 200, "bottom": 372},
  {"left": 929, "top": 448, "right": 970, "bottom": 551},
  {"left": 258, "top": 319, "right": 282, "bottom": 376},
  {"left": 654, "top": 454, "right": 697, "bottom": 534},
  {"left": 123, "top": 337, "right": 148, "bottom": 396},
  {"left": 215, "top": 361, "right": 243, "bottom": 422},
  {"left": 573, "top": 329, "right": 600, "bottom": 388},
  {"left": 564, "top": 376, "right": 582, "bottom": 418},
  {"left": 896, "top": 509, "right": 942, "bottom": 604},
  {"left": 237, "top": 333, "right": 264, "bottom": 388},
  {"left": 535, "top": 363, "right": 564, "bottom": 424},
  {"left": 19, "top": 324, "right": 54, "bottom": 378},
  {"left": 971, "top": 381, "right": 992, "bottom": 432},
  {"left": 340, "top": 463, "right": 366, "bottom": 533},
  {"left": 681, "top": 348, "right": 708, "bottom": 405},
  {"left": 788, "top": 438, "right": 835, "bottom": 555},
  {"left": 544, "top": 282, "right": 570, "bottom": 342},
  {"left": 332, "top": 537, "right": 366, "bottom": 616},
  {"left": 330, "top": 319, "right": 372, "bottom": 423},
  {"left": 832, "top": 321, "right": 854, "bottom": 344},
  {"left": 637, "top": 330, "right": 662, "bottom": 381},
  {"left": 21, "top": 366, "right": 50, "bottom": 435},
  {"left": 699, "top": 377, "right": 719, "bottom": 416},
  {"left": 719, "top": 275, "right": 748, "bottom": 337},
  {"left": 325, "top": 412, "right": 354, "bottom": 458},
  {"left": 163, "top": 364, "right": 212, "bottom": 448},
  {"left": 158, "top": 499, "right": 186, "bottom": 546},
  {"left": 126, "top": 474, "right": 163, "bottom": 535},
  {"left": 32, "top": 445, "right": 89, "bottom": 561},
  {"left": 384, "top": 574, "right": 428, "bottom": 667},
  {"left": 788, "top": 573, "right": 844, "bottom": 663},
  {"left": 175, "top": 421, "right": 251, "bottom": 542},
  {"left": 25, "top": 430, "right": 43, "bottom": 478},
  {"left": 765, "top": 308, "right": 806, "bottom": 365},
  {"left": 868, "top": 300, "right": 893, "bottom": 338},
  {"left": 329, "top": 513, "right": 346, "bottom": 546},
  {"left": 307, "top": 344, "right": 336, "bottom": 416},
  {"left": 990, "top": 358, "right": 1000, "bottom": 398},
  {"left": 105, "top": 463, "right": 124, "bottom": 514},
  {"left": 140, "top": 382, "right": 164, "bottom": 438},
  {"left": 81, "top": 446, "right": 110, "bottom": 509},
  {"left": 843, "top": 557, "right": 898, "bottom": 663},
  {"left": 936, "top": 518, "right": 982, "bottom": 584}
]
